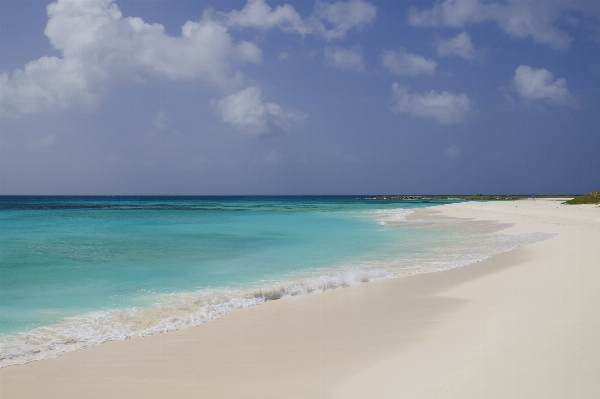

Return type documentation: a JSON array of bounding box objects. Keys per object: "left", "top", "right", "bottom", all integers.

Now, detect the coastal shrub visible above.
[{"left": 565, "top": 191, "right": 600, "bottom": 204}]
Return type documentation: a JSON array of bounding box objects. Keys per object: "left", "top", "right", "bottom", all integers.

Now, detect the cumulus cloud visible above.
[
  {"left": 0, "top": 0, "right": 262, "bottom": 117},
  {"left": 391, "top": 83, "right": 472, "bottom": 124},
  {"left": 211, "top": 87, "right": 306, "bottom": 136},
  {"left": 512, "top": 65, "right": 576, "bottom": 107},
  {"left": 435, "top": 32, "right": 477, "bottom": 60},
  {"left": 312, "top": 0, "right": 377, "bottom": 40},
  {"left": 324, "top": 46, "right": 365, "bottom": 72},
  {"left": 382, "top": 48, "right": 437, "bottom": 77},
  {"left": 222, "top": 0, "right": 309, "bottom": 33},
  {"left": 221, "top": 0, "right": 376, "bottom": 40},
  {"left": 409, "top": 0, "right": 573, "bottom": 49}
]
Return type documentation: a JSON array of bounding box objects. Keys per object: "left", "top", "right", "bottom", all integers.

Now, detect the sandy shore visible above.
[{"left": 2, "top": 200, "right": 599, "bottom": 398}]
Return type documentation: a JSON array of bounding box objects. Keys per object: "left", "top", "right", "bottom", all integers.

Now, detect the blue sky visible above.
[{"left": 1, "top": 0, "right": 599, "bottom": 195}]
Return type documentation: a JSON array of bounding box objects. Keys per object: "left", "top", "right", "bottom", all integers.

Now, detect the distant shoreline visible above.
[
  {"left": 367, "top": 194, "right": 576, "bottom": 200},
  {"left": 0, "top": 194, "right": 580, "bottom": 199}
]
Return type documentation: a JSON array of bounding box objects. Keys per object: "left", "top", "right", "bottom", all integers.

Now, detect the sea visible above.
[{"left": 0, "top": 196, "right": 553, "bottom": 367}]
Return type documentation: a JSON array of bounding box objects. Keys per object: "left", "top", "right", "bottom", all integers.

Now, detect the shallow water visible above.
[{"left": 0, "top": 196, "right": 553, "bottom": 366}]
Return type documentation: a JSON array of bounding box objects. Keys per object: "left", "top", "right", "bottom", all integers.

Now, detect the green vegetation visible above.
[{"left": 565, "top": 191, "right": 600, "bottom": 205}]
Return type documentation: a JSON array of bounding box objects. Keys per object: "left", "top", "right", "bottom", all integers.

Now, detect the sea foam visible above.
[{"left": 1, "top": 228, "right": 555, "bottom": 368}]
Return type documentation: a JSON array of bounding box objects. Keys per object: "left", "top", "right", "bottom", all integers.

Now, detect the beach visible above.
[{"left": 1, "top": 199, "right": 599, "bottom": 398}]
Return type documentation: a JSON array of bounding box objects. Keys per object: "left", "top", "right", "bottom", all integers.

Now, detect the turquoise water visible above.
[{"left": 0, "top": 196, "right": 552, "bottom": 366}]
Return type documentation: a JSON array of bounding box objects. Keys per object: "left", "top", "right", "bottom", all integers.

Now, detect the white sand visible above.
[
  {"left": 2, "top": 199, "right": 599, "bottom": 398},
  {"left": 336, "top": 199, "right": 600, "bottom": 398}
]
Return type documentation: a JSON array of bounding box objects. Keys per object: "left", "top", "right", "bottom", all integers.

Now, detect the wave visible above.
[
  {"left": 368, "top": 208, "right": 414, "bottom": 225},
  {"left": 0, "top": 268, "right": 392, "bottom": 367},
  {"left": 0, "top": 230, "right": 555, "bottom": 368}
]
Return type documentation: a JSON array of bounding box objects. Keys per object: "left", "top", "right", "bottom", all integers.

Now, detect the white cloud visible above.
[
  {"left": 222, "top": 0, "right": 309, "bottom": 34},
  {"left": 382, "top": 48, "right": 436, "bottom": 77},
  {"left": 1, "top": 0, "right": 262, "bottom": 116},
  {"left": 512, "top": 65, "right": 576, "bottom": 107},
  {"left": 324, "top": 46, "right": 365, "bottom": 72},
  {"left": 312, "top": 0, "right": 377, "bottom": 40},
  {"left": 444, "top": 144, "right": 461, "bottom": 158},
  {"left": 435, "top": 32, "right": 476, "bottom": 60},
  {"left": 409, "top": 0, "right": 573, "bottom": 49},
  {"left": 152, "top": 111, "right": 168, "bottom": 129},
  {"left": 391, "top": 83, "right": 472, "bottom": 124},
  {"left": 0, "top": 55, "right": 100, "bottom": 116},
  {"left": 221, "top": 0, "right": 376, "bottom": 40},
  {"left": 408, "top": 0, "right": 487, "bottom": 27},
  {"left": 211, "top": 87, "right": 306, "bottom": 136}
]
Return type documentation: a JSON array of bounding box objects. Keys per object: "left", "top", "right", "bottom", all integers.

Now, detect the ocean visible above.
[{"left": 0, "top": 196, "right": 553, "bottom": 367}]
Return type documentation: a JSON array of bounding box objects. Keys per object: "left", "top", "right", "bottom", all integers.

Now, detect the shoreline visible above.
[
  {"left": 0, "top": 202, "right": 541, "bottom": 369},
  {"left": 2, "top": 200, "right": 598, "bottom": 398}
]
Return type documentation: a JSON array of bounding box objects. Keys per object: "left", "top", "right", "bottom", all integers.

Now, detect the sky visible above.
[{"left": 1, "top": 0, "right": 599, "bottom": 195}]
